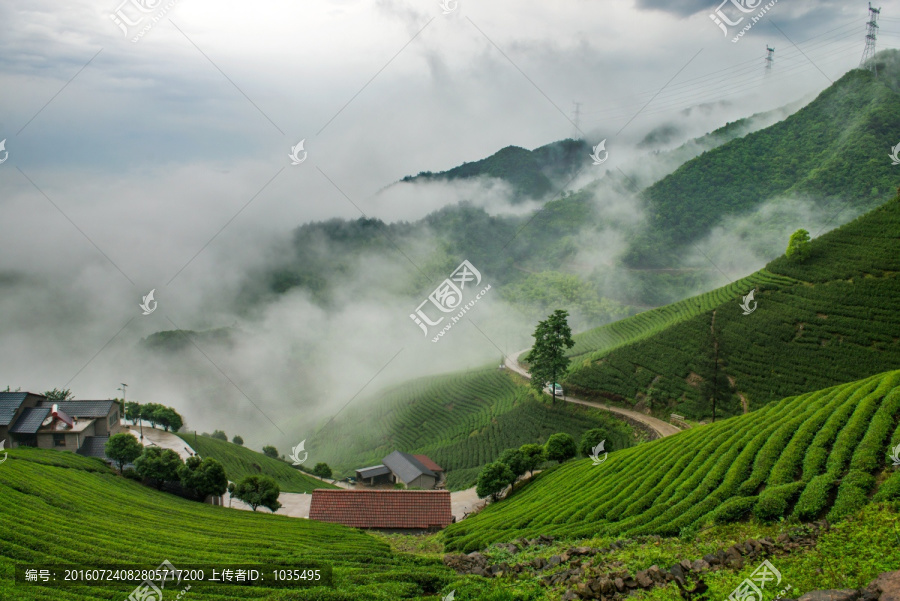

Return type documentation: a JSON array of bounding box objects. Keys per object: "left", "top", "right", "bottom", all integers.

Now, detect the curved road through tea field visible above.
[{"left": 505, "top": 350, "right": 681, "bottom": 438}]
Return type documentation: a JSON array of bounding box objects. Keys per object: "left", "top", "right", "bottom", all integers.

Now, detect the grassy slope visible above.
[
  {"left": 439, "top": 502, "right": 900, "bottom": 600},
  {"left": 564, "top": 195, "right": 900, "bottom": 419},
  {"left": 442, "top": 369, "right": 900, "bottom": 552},
  {"left": 1, "top": 444, "right": 895, "bottom": 601},
  {"left": 0, "top": 448, "right": 451, "bottom": 600},
  {"left": 176, "top": 433, "right": 338, "bottom": 493},
  {"left": 305, "top": 367, "right": 635, "bottom": 491}
]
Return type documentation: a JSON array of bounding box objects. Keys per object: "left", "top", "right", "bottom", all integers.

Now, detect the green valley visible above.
[
  {"left": 175, "top": 433, "right": 338, "bottom": 493},
  {"left": 304, "top": 368, "right": 636, "bottom": 490}
]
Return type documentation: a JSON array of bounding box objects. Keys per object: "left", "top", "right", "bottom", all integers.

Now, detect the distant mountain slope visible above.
[
  {"left": 399, "top": 139, "right": 591, "bottom": 202},
  {"left": 176, "top": 433, "right": 338, "bottom": 493},
  {"left": 443, "top": 369, "right": 900, "bottom": 552},
  {"left": 564, "top": 193, "right": 900, "bottom": 419},
  {"left": 0, "top": 447, "right": 451, "bottom": 600},
  {"left": 627, "top": 50, "right": 900, "bottom": 266},
  {"left": 301, "top": 366, "right": 636, "bottom": 490},
  {"left": 236, "top": 112, "right": 795, "bottom": 311}
]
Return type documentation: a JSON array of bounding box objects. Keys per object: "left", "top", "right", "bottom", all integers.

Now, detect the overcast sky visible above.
[{"left": 1, "top": 0, "right": 896, "bottom": 445}]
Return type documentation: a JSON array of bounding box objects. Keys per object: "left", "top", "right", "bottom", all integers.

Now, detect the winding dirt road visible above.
[{"left": 505, "top": 351, "right": 681, "bottom": 438}]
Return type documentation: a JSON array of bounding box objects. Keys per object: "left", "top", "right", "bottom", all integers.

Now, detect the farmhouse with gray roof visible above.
[
  {"left": 355, "top": 451, "right": 444, "bottom": 489},
  {"left": 0, "top": 392, "right": 124, "bottom": 459}
]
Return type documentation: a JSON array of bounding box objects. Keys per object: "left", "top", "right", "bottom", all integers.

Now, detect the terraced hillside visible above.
[
  {"left": 443, "top": 369, "right": 900, "bottom": 552},
  {"left": 0, "top": 447, "right": 452, "bottom": 600},
  {"left": 305, "top": 367, "right": 635, "bottom": 490},
  {"left": 176, "top": 433, "right": 338, "bottom": 493},
  {"left": 563, "top": 195, "right": 900, "bottom": 419}
]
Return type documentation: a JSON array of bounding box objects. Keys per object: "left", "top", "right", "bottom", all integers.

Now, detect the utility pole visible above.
[
  {"left": 119, "top": 382, "right": 142, "bottom": 441},
  {"left": 571, "top": 101, "right": 582, "bottom": 140},
  {"left": 116, "top": 383, "right": 127, "bottom": 430},
  {"left": 860, "top": 3, "right": 881, "bottom": 75},
  {"left": 765, "top": 45, "right": 775, "bottom": 74}
]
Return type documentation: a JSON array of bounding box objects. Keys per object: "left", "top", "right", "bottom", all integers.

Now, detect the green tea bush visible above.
[{"left": 754, "top": 481, "right": 805, "bottom": 522}]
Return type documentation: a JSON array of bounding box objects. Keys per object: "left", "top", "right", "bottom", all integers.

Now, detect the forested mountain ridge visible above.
[{"left": 626, "top": 51, "right": 900, "bottom": 266}]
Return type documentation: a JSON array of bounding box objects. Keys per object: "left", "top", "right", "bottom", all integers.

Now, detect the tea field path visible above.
[{"left": 505, "top": 350, "right": 681, "bottom": 438}]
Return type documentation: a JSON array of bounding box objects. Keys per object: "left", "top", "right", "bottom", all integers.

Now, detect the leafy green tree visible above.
[
  {"left": 178, "top": 456, "right": 228, "bottom": 501},
  {"left": 524, "top": 309, "right": 575, "bottom": 403},
  {"left": 105, "top": 433, "right": 143, "bottom": 474},
  {"left": 312, "top": 463, "right": 332, "bottom": 479},
  {"left": 125, "top": 402, "right": 142, "bottom": 425},
  {"left": 545, "top": 432, "right": 577, "bottom": 463},
  {"left": 497, "top": 448, "right": 527, "bottom": 479},
  {"left": 579, "top": 428, "right": 608, "bottom": 457},
  {"left": 154, "top": 407, "right": 183, "bottom": 432},
  {"left": 520, "top": 443, "right": 546, "bottom": 477},
  {"left": 43, "top": 388, "right": 74, "bottom": 400},
  {"left": 229, "top": 475, "right": 282, "bottom": 512},
  {"left": 232, "top": 435, "right": 243, "bottom": 446},
  {"left": 210, "top": 430, "right": 228, "bottom": 441},
  {"left": 140, "top": 403, "right": 164, "bottom": 428},
  {"left": 786, "top": 228, "right": 811, "bottom": 261},
  {"left": 262, "top": 445, "right": 279, "bottom": 458},
  {"left": 476, "top": 461, "right": 515, "bottom": 501},
  {"left": 134, "top": 447, "right": 184, "bottom": 490}
]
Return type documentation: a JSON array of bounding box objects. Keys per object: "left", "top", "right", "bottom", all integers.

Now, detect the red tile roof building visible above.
[
  {"left": 413, "top": 454, "right": 443, "bottom": 473},
  {"left": 309, "top": 489, "right": 452, "bottom": 531}
]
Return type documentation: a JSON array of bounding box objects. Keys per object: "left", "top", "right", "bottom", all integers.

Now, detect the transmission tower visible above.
[
  {"left": 571, "top": 101, "right": 582, "bottom": 140},
  {"left": 765, "top": 45, "right": 775, "bottom": 74},
  {"left": 860, "top": 2, "right": 881, "bottom": 74}
]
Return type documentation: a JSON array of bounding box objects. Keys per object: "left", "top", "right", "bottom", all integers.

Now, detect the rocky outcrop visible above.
[
  {"left": 443, "top": 522, "right": 834, "bottom": 600},
  {"left": 791, "top": 570, "right": 900, "bottom": 601}
]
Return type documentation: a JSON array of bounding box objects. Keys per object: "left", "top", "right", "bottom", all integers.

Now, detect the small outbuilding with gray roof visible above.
[{"left": 381, "top": 451, "right": 439, "bottom": 489}]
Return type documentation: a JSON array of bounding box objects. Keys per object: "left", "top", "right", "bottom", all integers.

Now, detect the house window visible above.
[
  {"left": 108, "top": 411, "right": 119, "bottom": 427},
  {"left": 53, "top": 434, "right": 66, "bottom": 447}
]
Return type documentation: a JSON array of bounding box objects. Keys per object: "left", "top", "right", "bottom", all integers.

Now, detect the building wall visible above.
[
  {"left": 36, "top": 421, "right": 96, "bottom": 451},
  {"left": 407, "top": 474, "right": 437, "bottom": 490},
  {"left": 94, "top": 407, "right": 123, "bottom": 436}
]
